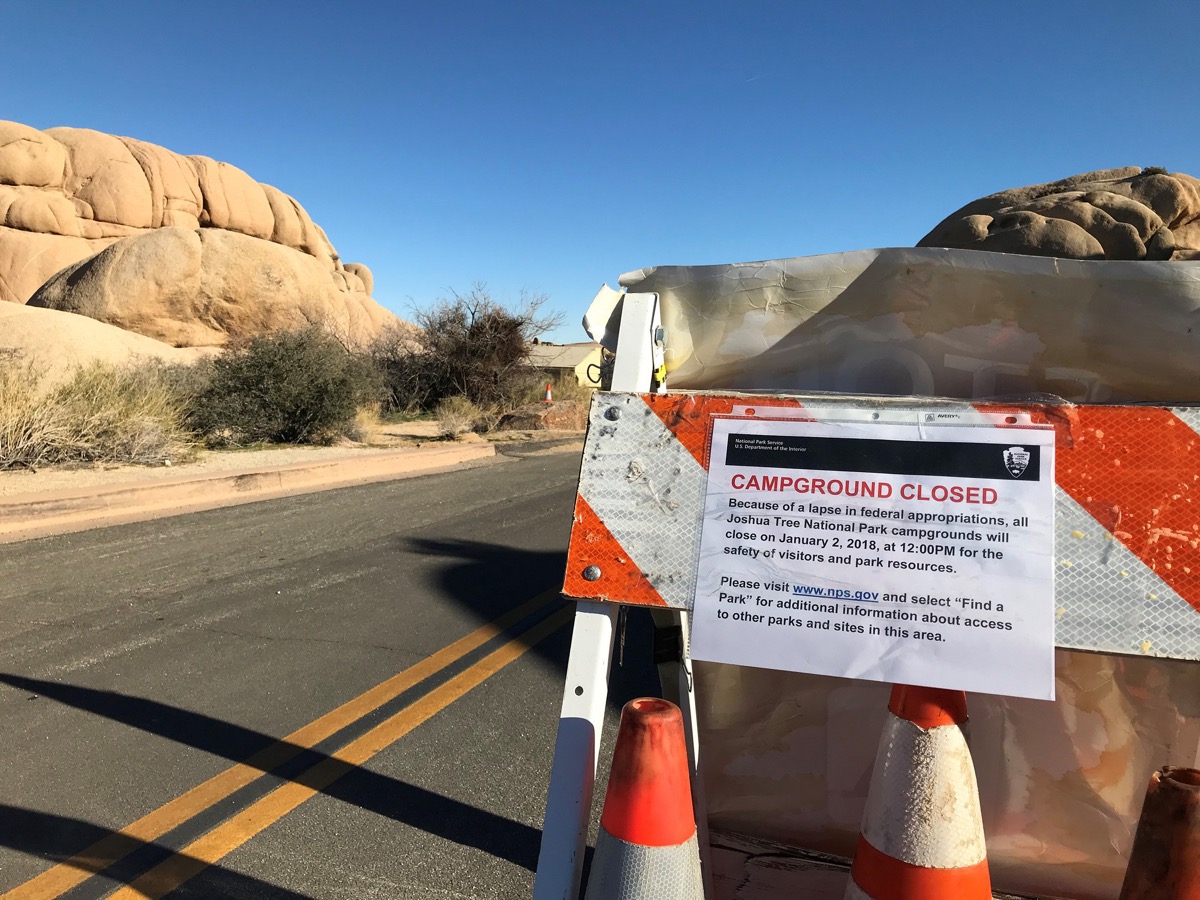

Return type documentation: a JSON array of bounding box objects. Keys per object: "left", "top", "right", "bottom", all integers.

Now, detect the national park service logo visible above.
[{"left": 1003, "top": 446, "right": 1031, "bottom": 478}]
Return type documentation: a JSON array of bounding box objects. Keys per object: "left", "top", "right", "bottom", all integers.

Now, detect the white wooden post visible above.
[
  {"left": 534, "top": 601, "right": 620, "bottom": 899},
  {"left": 533, "top": 292, "right": 664, "bottom": 900}
]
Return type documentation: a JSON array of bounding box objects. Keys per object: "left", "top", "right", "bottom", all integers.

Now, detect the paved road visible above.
[{"left": 0, "top": 448, "right": 658, "bottom": 898}]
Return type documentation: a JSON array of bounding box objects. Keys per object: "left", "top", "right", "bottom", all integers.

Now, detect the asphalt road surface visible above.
[{"left": 0, "top": 447, "right": 659, "bottom": 899}]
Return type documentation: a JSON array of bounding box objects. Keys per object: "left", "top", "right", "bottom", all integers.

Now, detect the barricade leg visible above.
[{"left": 534, "top": 600, "right": 619, "bottom": 900}]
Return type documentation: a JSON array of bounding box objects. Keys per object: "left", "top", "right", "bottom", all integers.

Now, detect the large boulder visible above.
[
  {"left": 29, "top": 226, "right": 393, "bottom": 348},
  {"left": 0, "top": 301, "right": 209, "bottom": 386},
  {"left": 0, "top": 120, "right": 397, "bottom": 347},
  {"left": 496, "top": 400, "right": 587, "bottom": 432},
  {"left": 0, "top": 226, "right": 110, "bottom": 303},
  {"left": 919, "top": 167, "right": 1200, "bottom": 261}
]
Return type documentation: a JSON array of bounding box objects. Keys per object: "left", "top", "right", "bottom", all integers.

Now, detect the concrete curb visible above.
[{"left": 0, "top": 443, "right": 496, "bottom": 544}]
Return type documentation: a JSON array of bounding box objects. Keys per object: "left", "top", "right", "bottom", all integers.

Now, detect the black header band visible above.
[{"left": 725, "top": 432, "right": 1041, "bottom": 482}]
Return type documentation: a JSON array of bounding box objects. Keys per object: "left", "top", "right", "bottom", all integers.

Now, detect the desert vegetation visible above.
[
  {"left": 0, "top": 354, "right": 193, "bottom": 471},
  {"left": 370, "top": 285, "right": 563, "bottom": 413},
  {"left": 0, "top": 287, "right": 581, "bottom": 470},
  {"left": 188, "top": 326, "right": 380, "bottom": 447}
]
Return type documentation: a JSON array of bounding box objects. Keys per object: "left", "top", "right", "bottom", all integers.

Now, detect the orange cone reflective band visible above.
[
  {"left": 599, "top": 698, "right": 695, "bottom": 847},
  {"left": 849, "top": 835, "right": 991, "bottom": 900},
  {"left": 585, "top": 698, "right": 703, "bottom": 899},
  {"left": 888, "top": 684, "right": 968, "bottom": 729},
  {"left": 1119, "top": 766, "right": 1200, "bottom": 899},
  {"left": 846, "top": 686, "right": 991, "bottom": 900}
]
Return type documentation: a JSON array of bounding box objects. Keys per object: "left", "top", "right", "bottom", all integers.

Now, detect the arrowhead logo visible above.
[{"left": 1003, "top": 446, "right": 1031, "bottom": 478}]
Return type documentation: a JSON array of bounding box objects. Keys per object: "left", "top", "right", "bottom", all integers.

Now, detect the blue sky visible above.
[{"left": 4, "top": 1, "right": 1197, "bottom": 342}]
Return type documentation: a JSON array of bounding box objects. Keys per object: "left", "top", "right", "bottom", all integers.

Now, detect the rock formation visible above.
[
  {"left": 0, "top": 120, "right": 398, "bottom": 347},
  {"left": 0, "top": 302, "right": 210, "bottom": 387},
  {"left": 919, "top": 167, "right": 1200, "bottom": 261},
  {"left": 496, "top": 400, "right": 587, "bottom": 432}
]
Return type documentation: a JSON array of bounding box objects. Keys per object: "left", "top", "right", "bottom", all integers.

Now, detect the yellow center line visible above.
[
  {"left": 2, "top": 589, "right": 563, "bottom": 900},
  {"left": 109, "top": 606, "right": 573, "bottom": 900}
]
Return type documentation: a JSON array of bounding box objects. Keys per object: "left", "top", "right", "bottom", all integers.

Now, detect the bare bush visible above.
[{"left": 371, "top": 285, "right": 562, "bottom": 414}]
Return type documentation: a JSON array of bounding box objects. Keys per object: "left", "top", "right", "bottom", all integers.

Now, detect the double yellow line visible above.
[{"left": 5, "top": 590, "right": 570, "bottom": 900}]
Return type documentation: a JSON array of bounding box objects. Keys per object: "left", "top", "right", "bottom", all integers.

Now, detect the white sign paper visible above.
[{"left": 690, "top": 413, "right": 1057, "bottom": 700}]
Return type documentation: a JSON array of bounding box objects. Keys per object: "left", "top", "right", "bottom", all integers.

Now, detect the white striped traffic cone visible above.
[
  {"left": 544, "top": 383, "right": 554, "bottom": 402},
  {"left": 585, "top": 698, "right": 703, "bottom": 899},
  {"left": 845, "top": 685, "right": 991, "bottom": 900}
]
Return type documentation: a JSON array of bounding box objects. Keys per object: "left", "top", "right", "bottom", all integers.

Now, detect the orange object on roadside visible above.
[
  {"left": 1119, "top": 766, "right": 1200, "bottom": 900},
  {"left": 585, "top": 698, "right": 703, "bottom": 898},
  {"left": 846, "top": 685, "right": 992, "bottom": 900}
]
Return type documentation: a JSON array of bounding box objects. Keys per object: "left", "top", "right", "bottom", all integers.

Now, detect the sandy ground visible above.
[{"left": 0, "top": 421, "right": 580, "bottom": 499}]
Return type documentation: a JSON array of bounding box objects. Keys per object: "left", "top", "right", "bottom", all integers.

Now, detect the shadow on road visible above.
[
  {"left": 0, "top": 803, "right": 312, "bottom": 898},
  {"left": 402, "top": 537, "right": 661, "bottom": 707},
  {"left": 0, "top": 537, "right": 663, "bottom": 895},
  {"left": 0, "top": 672, "right": 544, "bottom": 890},
  {"left": 403, "top": 537, "right": 569, "bottom": 623}
]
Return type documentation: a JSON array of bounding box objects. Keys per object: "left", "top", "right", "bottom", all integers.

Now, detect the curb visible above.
[{"left": 0, "top": 443, "right": 496, "bottom": 544}]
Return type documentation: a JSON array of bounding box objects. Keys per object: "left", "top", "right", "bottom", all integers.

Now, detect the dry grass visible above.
[
  {"left": 346, "top": 406, "right": 384, "bottom": 444},
  {"left": 0, "top": 357, "right": 194, "bottom": 471},
  {"left": 0, "top": 358, "right": 69, "bottom": 470},
  {"left": 434, "top": 395, "right": 484, "bottom": 438}
]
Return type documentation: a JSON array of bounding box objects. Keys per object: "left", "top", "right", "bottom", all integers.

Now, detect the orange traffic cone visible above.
[
  {"left": 544, "top": 383, "right": 554, "bottom": 403},
  {"left": 1119, "top": 766, "right": 1200, "bottom": 899},
  {"left": 845, "top": 685, "right": 991, "bottom": 900},
  {"left": 585, "top": 698, "right": 703, "bottom": 899}
]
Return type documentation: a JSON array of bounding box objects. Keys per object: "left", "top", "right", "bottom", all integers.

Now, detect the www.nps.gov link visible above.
[{"left": 792, "top": 584, "right": 880, "bottom": 602}]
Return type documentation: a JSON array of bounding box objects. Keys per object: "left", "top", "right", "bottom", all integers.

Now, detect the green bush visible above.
[{"left": 190, "top": 327, "right": 380, "bottom": 446}]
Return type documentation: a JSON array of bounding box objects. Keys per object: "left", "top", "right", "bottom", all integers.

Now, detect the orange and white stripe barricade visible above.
[
  {"left": 563, "top": 392, "right": 1200, "bottom": 659},
  {"left": 548, "top": 389, "right": 1200, "bottom": 898},
  {"left": 534, "top": 293, "right": 685, "bottom": 900}
]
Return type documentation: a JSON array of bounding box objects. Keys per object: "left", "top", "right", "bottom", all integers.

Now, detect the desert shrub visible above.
[
  {"left": 0, "top": 358, "right": 68, "bottom": 470},
  {"left": 434, "top": 395, "right": 484, "bottom": 438},
  {"left": 346, "top": 405, "right": 383, "bottom": 443},
  {"left": 142, "top": 357, "right": 216, "bottom": 407},
  {"left": 53, "top": 362, "right": 193, "bottom": 463},
  {"left": 368, "top": 322, "right": 425, "bottom": 413},
  {"left": 0, "top": 356, "right": 193, "bottom": 470},
  {"left": 189, "top": 326, "right": 381, "bottom": 446},
  {"left": 371, "top": 285, "right": 562, "bottom": 414}
]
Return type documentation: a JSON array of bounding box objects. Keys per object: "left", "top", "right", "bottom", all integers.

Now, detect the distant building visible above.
[{"left": 525, "top": 340, "right": 603, "bottom": 387}]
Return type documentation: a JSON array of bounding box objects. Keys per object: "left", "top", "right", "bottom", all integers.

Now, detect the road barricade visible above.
[{"left": 560, "top": 390, "right": 1200, "bottom": 898}]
